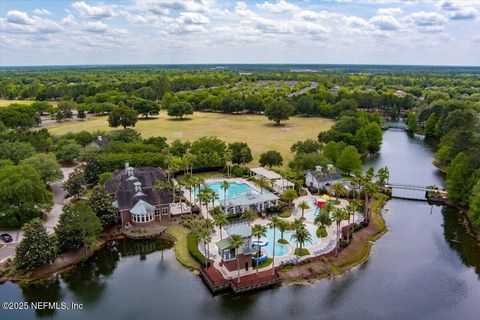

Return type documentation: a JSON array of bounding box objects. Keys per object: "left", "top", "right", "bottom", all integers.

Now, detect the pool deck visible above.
[{"left": 198, "top": 194, "right": 363, "bottom": 284}]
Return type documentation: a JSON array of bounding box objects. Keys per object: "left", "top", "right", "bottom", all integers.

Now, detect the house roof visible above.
[
  {"left": 92, "top": 136, "right": 109, "bottom": 147},
  {"left": 130, "top": 199, "right": 155, "bottom": 216},
  {"left": 305, "top": 169, "right": 343, "bottom": 183},
  {"left": 225, "top": 191, "right": 279, "bottom": 208},
  {"left": 105, "top": 166, "right": 172, "bottom": 211},
  {"left": 250, "top": 167, "right": 282, "bottom": 180},
  {"left": 225, "top": 223, "right": 251, "bottom": 238},
  {"left": 272, "top": 178, "right": 294, "bottom": 188},
  {"left": 216, "top": 237, "right": 233, "bottom": 251}
]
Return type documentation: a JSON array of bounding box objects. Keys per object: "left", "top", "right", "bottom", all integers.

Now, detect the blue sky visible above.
[{"left": 0, "top": 0, "right": 479, "bottom": 66}]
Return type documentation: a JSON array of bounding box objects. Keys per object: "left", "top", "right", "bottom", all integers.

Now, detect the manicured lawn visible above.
[
  {"left": 278, "top": 238, "right": 289, "bottom": 244},
  {"left": 294, "top": 248, "right": 310, "bottom": 256},
  {"left": 254, "top": 257, "right": 273, "bottom": 269},
  {"left": 44, "top": 111, "right": 334, "bottom": 167},
  {"left": 165, "top": 225, "right": 200, "bottom": 270}
]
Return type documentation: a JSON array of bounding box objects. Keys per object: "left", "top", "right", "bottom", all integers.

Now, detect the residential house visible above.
[
  {"left": 305, "top": 164, "right": 344, "bottom": 192},
  {"left": 216, "top": 223, "right": 253, "bottom": 272}
]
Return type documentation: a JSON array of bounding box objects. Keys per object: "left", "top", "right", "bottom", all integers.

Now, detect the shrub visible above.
[
  {"left": 187, "top": 232, "right": 209, "bottom": 266},
  {"left": 339, "top": 239, "right": 349, "bottom": 249},
  {"left": 278, "top": 238, "right": 289, "bottom": 244},
  {"left": 316, "top": 226, "right": 328, "bottom": 238}
]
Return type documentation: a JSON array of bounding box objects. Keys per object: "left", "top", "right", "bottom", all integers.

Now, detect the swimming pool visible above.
[
  {"left": 303, "top": 199, "right": 321, "bottom": 221},
  {"left": 192, "top": 180, "right": 259, "bottom": 205},
  {"left": 263, "top": 228, "right": 290, "bottom": 257}
]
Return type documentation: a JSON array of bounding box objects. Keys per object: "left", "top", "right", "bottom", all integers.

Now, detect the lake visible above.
[{"left": 1, "top": 129, "right": 479, "bottom": 320}]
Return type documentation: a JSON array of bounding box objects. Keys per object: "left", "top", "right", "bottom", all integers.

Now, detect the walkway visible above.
[{"left": 0, "top": 163, "right": 82, "bottom": 262}]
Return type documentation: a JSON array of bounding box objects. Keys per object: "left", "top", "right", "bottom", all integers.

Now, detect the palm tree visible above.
[
  {"left": 209, "top": 191, "right": 219, "bottom": 213},
  {"left": 363, "top": 181, "right": 378, "bottom": 221},
  {"left": 257, "top": 176, "right": 270, "bottom": 194},
  {"left": 277, "top": 219, "right": 289, "bottom": 241},
  {"left": 290, "top": 225, "right": 312, "bottom": 254},
  {"left": 229, "top": 234, "right": 245, "bottom": 283},
  {"left": 375, "top": 166, "right": 390, "bottom": 186},
  {"left": 331, "top": 182, "right": 347, "bottom": 202},
  {"left": 267, "top": 216, "right": 279, "bottom": 275},
  {"left": 331, "top": 207, "right": 349, "bottom": 256},
  {"left": 314, "top": 205, "right": 332, "bottom": 233},
  {"left": 224, "top": 150, "right": 233, "bottom": 177},
  {"left": 297, "top": 200, "right": 310, "bottom": 220},
  {"left": 251, "top": 224, "right": 267, "bottom": 274},
  {"left": 197, "top": 227, "right": 212, "bottom": 269},
  {"left": 213, "top": 212, "right": 228, "bottom": 240},
  {"left": 197, "top": 187, "right": 211, "bottom": 218},
  {"left": 345, "top": 200, "right": 359, "bottom": 242},
  {"left": 220, "top": 180, "right": 230, "bottom": 210},
  {"left": 241, "top": 208, "right": 257, "bottom": 223}
]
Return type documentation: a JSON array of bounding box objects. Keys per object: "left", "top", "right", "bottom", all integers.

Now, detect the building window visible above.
[
  {"left": 155, "top": 207, "right": 160, "bottom": 216},
  {"left": 161, "top": 206, "right": 169, "bottom": 215}
]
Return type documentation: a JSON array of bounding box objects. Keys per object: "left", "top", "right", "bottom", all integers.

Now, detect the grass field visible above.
[
  {"left": 165, "top": 225, "right": 200, "bottom": 270},
  {"left": 0, "top": 99, "right": 58, "bottom": 107},
  {"left": 45, "top": 111, "right": 334, "bottom": 166}
]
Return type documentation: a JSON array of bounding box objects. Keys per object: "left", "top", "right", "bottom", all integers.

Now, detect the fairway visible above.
[{"left": 45, "top": 111, "right": 334, "bottom": 166}]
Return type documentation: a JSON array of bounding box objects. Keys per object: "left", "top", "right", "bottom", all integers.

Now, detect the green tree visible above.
[
  {"left": 0, "top": 141, "right": 35, "bottom": 164},
  {"left": 0, "top": 165, "right": 53, "bottom": 227},
  {"left": 264, "top": 100, "right": 294, "bottom": 125},
  {"left": 290, "top": 220, "right": 312, "bottom": 252},
  {"left": 77, "top": 109, "right": 86, "bottom": 120},
  {"left": 84, "top": 156, "right": 102, "bottom": 185},
  {"left": 228, "top": 142, "right": 253, "bottom": 165},
  {"left": 406, "top": 112, "right": 417, "bottom": 133},
  {"left": 132, "top": 98, "right": 160, "bottom": 118},
  {"left": 337, "top": 145, "right": 361, "bottom": 175},
  {"left": 424, "top": 113, "right": 438, "bottom": 137},
  {"left": 277, "top": 219, "right": 289, "bottom": 240},
  {"left": 251, "top": 224, "right": 267, "bottom": 274},
  {"left": 267, "top": 216, "right": 280, "bottom": 275},
  {"left": 55, "top": 202, "right": 102, "bottom": 251},
  {"left": 108, "top": 106, "right": 138, "bottom": 129},
  {"left": 64, "top": 168, "right": 86, "bottom": 200},
  {"left": 21, "top": 153, "right": 63, "bottom": 184},
  {"left": 446, "top": 152, "right": 471, "bottom": 205},
  {"left": 55, "top": 140, "right": 81, "bottom": 163},
  {"left": 354, "top": 128, "right": 368, "bottom": 154},
  {"left": 230, "top": 234, "right": 245, "bottom": 283},
  {"left": 257, "top": 176, "right": 270, "bottom": 194},
  {"left": 259, "top": 150, "right": 283, "bottom": 168},
  {"left": 282, "top": 188, "right": 298, "bottom": 207},
  {"left": 297, "top": 200, "right": 310, "bottom": 220},
  {"left": 88, "top": 185, "right": 118, "bottom": 229},
  {"left": 331, "top": 182, "right": 347, "bottom": 201},
  {"left": 220, "top": 180, "right": 230, "bottom": 210},
  {"left": 15, "top": 218, "right": 57, "bottom": 270},
  {"left": 364, "top": 122, "right": 383, "bottom": 154},
  {"left": 331, "top": 207, "right": 348, "bottom": 256},
  {"left": 167, "top": 102, "right": 194, "bottom": 119},
  {"left": 213, "top": 212, "right": 228, "bottom": 240},
  {"left": 469, "top": 191, "right": 480, "bottom": 229},
  {"left": 323, "top": 141, "right": 344, "bottom": 164}
]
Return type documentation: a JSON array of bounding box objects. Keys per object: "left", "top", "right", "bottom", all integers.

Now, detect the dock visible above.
[{"left": 200, "top": 266, "right": 282, "bottom": 294}]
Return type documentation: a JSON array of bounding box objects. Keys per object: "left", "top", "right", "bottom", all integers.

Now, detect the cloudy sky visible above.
[{"left": 0, "top": 0, "right": 479, "bottom": 66}]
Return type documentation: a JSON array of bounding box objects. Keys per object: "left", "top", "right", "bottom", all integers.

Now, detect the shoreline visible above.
[{"left": 280, "top": 194, "right": 388, "bottom": 285}]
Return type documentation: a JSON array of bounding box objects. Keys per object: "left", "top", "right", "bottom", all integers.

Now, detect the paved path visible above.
[{"left": 0, "top": 164, "right": 80, "bottom": 262}]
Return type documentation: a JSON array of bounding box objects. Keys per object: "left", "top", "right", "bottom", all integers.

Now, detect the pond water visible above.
[{"left": 1, "top": 129, "right": 479, "bottom": 320}]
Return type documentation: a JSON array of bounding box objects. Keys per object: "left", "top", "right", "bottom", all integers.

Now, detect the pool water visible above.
[
  {"left": 263, "top": 228, "right": 290, "bottom": 257},
  {"left": 193, "top": 180, "right": 259, "bottom": 204}
]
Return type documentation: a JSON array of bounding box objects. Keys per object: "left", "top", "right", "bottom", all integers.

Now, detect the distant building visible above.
[
  {"left": 249, "top": 167, "right": 294, "bottom": 194},
  {"left": 91, "top": 135, "right": 109, "bottom": 148},
  {"left": 304, "top": 164, "right": 343, "bottom": 192},
  {"left": 105, "top": 164, "right": 172, "bottom": 227},
  {"left": 393, "top": 90, "right": 407, "bottom": 98}
]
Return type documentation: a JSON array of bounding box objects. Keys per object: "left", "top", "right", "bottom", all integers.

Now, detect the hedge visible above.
[
  {"left": 187, "top": 232, "right": 209, "bottom": 267},
  {"left": 98, "top": 152, "right": 167, "bottom": 172}
]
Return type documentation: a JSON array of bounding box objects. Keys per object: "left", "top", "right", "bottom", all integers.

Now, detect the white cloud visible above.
[
  {"left": 71, "top": 1, "right": 116, "bottom": 19},
  {"left": 176, "top": 12, "right": 210, "bottom": 25},
  {"left": 33, "top": 9, "right": 52, "bottom": 15},
  {"left": 83, "top": 21, "right": 109, "bottom": 33},
  {"left": 257, "top": 1, "right": 300, "bottom": 14},
  {"left": 6, "top": 10, "right": 35, "bottom": 25},
  {"left": 370, "top": 15, "right": 401, "bottom": 30},
  {"left": 410, "top": 12, "right": 447, "bottom": 26},
  {"left": 377, "top": 8, "right": 403, "bottom": 16},
  {"left": 448, "top": 8, "right": 478, "bottom": 20}
]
